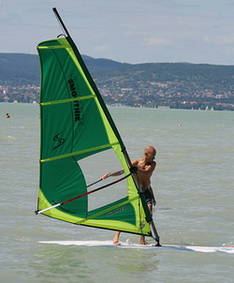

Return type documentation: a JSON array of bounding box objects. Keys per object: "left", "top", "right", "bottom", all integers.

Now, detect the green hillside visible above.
[{"left": 1, "top": 53, "right": 234, "bottom": 109}]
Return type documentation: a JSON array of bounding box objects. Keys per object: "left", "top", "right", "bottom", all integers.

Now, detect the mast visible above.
[{"left": 52, "top": 8, "right": 71, "bottom": 38}]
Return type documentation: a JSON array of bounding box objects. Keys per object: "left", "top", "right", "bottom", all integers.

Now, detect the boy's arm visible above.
[
  {"left": 101, "top": 160, "right": 139, "bottom": 179},
  {"left": 101, "top": 169, "right": 124, "bottom": 179},
  {"left": 137, "top": 161, "right": 156, "bottom": 174}
]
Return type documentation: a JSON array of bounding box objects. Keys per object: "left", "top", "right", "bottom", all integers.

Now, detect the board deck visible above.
[{"left": 38, "top": 241, "right": 234, "bottom": 254}]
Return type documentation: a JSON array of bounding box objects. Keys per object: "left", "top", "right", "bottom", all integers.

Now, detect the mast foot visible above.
[{"left": 155, "top": 240, "right": 161, "bottom": 247}]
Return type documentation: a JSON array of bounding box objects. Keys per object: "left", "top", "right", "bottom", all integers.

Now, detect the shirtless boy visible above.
[{"left": 101, "top": 145, "right": 157, "bottom": 245}]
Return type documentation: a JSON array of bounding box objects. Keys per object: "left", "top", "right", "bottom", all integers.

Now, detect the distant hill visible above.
[
  {"left": 82, "top": 55, "right": 126, "bottom": 69},
  {"left": 2, "top": 52, "right": 234, "bottom": 88},
  {"left": 0, "top": 53, "right": 40, "bottom": 85},
  {"left": 0, "top": 53, "right": 128, "bottom": 85},
  {"left": 1, "top": 53, "right": 234, "bottom": 108}
]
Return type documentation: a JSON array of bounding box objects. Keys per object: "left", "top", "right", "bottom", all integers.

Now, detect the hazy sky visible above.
[{"left": 1, "top": 0, "right": 234, "bottom": 64}]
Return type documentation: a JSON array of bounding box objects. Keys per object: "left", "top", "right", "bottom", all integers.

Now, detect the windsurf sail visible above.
[{"left": 36, "top": 8, "right": 160, "bottom": 244}]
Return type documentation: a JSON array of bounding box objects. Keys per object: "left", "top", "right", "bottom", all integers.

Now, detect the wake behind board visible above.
[{"left": 38, "top": 241, "right": 234, "bottom": 254}]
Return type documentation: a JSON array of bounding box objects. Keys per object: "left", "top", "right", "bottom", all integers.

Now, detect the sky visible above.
[{"left": 1, "top": 0, "right": 234, "bottom": 65}]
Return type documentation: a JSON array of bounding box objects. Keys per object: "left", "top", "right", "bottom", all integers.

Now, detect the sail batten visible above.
[
  {"left": 38, "top": 45, "right": 68, "bottom": 50},
  {"left": 40, "top": 142, "right": 119, "bottom": 163},
  {"left": 40, "top": 95, "right": 95, "bottom": 106}
]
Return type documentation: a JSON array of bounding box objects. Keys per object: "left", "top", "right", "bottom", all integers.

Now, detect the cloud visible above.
[
  {"left": 204, "top": 35, "right": 234, "bottom": 45},
  {"left": 93, "top": 44, "right": 110, "bottom": 52},
  {"left": 143, "top": 37, "right": 172, "bottom": 47}
]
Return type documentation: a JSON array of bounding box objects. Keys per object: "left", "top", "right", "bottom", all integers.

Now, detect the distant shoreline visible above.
[
  {"left": 1, "top": 101, "right": 234, "bottom": 112},
  {"left": 1, "top": 53, "right": 234, "bottom": 112}
]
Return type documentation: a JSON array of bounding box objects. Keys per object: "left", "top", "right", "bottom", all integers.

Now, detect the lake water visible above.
[{"left": 1, "top": 103, "right": 233, "bottom": 283}]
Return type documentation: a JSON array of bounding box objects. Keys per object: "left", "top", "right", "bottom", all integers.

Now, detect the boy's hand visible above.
[
  {"left": 100, "top": 173, "right": 109, "bottom": 180},
  {"left": 130, "top": 166, "right": 138, "bottom": 174}
]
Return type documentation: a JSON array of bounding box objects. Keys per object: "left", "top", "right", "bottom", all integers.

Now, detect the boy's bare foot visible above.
[
  {"left": 139, "top": 239, "right": 150, "bottom": 245},
  {"left": 112, "top": 231, "right": 121, "bottom": 245},
  {"left": 113, "top": 240, "right": 121, "bottom": 246},
  {"left": 139, "top": 236, "right": 150, "bottom": 245}
]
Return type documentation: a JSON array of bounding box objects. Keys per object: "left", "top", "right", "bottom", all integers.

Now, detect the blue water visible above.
[{"left": 0, "top": 103, "right": 233, "bottom": 283}]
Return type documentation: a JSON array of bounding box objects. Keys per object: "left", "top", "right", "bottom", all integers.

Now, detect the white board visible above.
[{"left": 38, "top": 241, "right": 234, "bottom": 254}]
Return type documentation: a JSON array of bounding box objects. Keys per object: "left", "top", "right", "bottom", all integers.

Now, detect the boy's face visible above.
[{"left": 144, "top": 147, "right": 155, "bottom": 161}]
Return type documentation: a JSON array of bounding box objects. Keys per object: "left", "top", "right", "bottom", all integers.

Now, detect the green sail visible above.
[{"left": 37, "top": 37, "right": 151, "bottom": 236}]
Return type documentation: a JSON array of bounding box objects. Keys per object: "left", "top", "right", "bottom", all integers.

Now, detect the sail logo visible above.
[
  {"left": 106, "top": 206, "right": 127, "bottom": 216},
  {"left": 53, "top": 132, "right": 65, "bottom": 150},
  {"left": 68, "top": 78, "right": 81, "bottom": 121}
]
